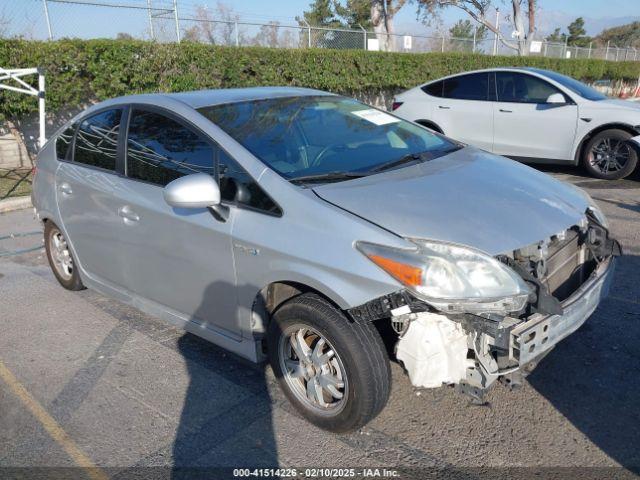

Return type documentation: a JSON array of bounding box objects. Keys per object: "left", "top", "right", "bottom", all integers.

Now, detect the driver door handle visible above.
[
  {"left": 499, "top": 109, "right": 513, "bottom": 113},
  {"left": 118, "top": 205, "right": 140, "bottom": 224},
  {"left": 438, "top": 105, "right": 451, "bottom": 109}
]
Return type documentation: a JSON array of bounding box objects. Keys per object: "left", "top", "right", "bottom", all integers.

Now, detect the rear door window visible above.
[
  {"left": 442, "top": 73, "right": 489, "bottom": 101},
  {"left": 126, "top": 109, "right": 214, "bottom": 186},
  {"left": 73, "top": 109, "right": 122, "bottom": 171}
]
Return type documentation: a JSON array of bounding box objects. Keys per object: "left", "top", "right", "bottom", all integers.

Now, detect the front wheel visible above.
[
  {"left": 582, "top": 129, "right": 638, "bottom": 180},
  {"left": 268, "top": 293, "right": 391, "bottom": 433}
]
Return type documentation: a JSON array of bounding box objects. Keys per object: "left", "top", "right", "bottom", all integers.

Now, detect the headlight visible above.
[{"left": 356, "top": 240, "right": 531, "bottom": 315}]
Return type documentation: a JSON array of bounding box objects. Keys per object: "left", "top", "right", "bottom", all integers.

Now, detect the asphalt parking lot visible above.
[{"left": 0, "top": 166, "right": 639, "bottom": 479}]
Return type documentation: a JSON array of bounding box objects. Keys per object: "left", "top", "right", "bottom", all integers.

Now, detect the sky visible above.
[{"left": 1, "top": 0, "right": 639, "bottom": 41}]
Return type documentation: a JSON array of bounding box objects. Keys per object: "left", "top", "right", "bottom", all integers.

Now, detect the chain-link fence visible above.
[{"left": 3, "top": 0, "right": 639, "bottom": 62}]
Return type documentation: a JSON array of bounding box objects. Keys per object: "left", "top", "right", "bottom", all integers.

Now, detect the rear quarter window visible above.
[
  {"left": 55, "top": 124, "right": 76, "bottom": 161},
  {"left": 421, "top": 81, "right": 443, "bottom": 97}
]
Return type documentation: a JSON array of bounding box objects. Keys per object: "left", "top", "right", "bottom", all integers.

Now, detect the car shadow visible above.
[
  {"left": 535, "top": 163, "right": 640, "bottom": 185},
  {"left": 171, "top": 281, "right": 279, "bottom": 478},
  {"left": 527, "top": 253, "right": 640, "bottom": 473}
]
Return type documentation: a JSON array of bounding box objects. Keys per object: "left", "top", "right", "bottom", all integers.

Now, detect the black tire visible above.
[
  {"left": 268, "top": 293, "right": 391, "bottom": 433},
  {"left": 44, "top": 220, "right": 85, "bottom": 291},
  {"left": 582, "top": 129, "right": 638, "bottom": 180}
]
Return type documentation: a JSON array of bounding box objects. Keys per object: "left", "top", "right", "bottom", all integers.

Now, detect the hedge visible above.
[{"left": 1, "top": 38, "right": 639, "bottom": 119}]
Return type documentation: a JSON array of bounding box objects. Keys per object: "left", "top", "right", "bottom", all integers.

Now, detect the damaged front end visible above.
[{"left": 350, "top": 212, "right": 620, "bottom": 403}]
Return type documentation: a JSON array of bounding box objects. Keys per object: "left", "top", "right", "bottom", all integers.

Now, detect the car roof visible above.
[
  {"left": 424, "top": 67, "right": 556, "bottom": 84},
  {"left": 93, "top": 86, "right": 335, "bottom": 111}
]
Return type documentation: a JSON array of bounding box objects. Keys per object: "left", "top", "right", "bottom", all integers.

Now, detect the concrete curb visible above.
[{"left": 0, "top": 196, "right": 32, "bottom": 213}]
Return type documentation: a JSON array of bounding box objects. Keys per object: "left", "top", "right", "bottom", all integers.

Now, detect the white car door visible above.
[
  {"left": 492, "top": 71, "right": 578, "bottom": 160},
  {"left": 428, "top": 72, "right": 494, "bottom": 152}
]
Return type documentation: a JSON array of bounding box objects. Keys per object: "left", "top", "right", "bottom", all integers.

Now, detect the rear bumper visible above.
[{"left": 510, "top": 257, "right": 615, "bottom": 366}]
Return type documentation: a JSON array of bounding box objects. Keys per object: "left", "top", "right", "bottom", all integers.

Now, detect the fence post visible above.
[
  {"left": 563, "top": 38, "right": 567, "bottom": 58},
  {"left": 441, "top": 35, "right": 445, "bottom": 53},
  {"left": 605, "top": 41, "right": 610, "bottom": 60},
  {"left": 235, "top": 21, "right": 239, "bottom": 46},
  {"left": 172, "top": 0, "right": 180, "bottom": 43},
  {"left": 42, "top": 0, "right": 53, "bottom": 40},
  {"left": 588, "top": 42, "right": 592, "bottom": 59},
  {"left": 472, "top": 27, "right": 476, "bottom": 53},
  {"left": 543, "top": 41, "right": 547, "bottom": 57},
  {"left": 492, "top": 8, "right": 499, "bottom": 56},
  {"left": 146, "top": 0, "right": 155, "bottom": 40},
  {"left": 38, "top": 69, "right": 46, "bottom": 148},
  {"left": 358, "top": 24, "right": 366, "bottom": 50},
  {"left": 302, "top": 20, "right": 311, "bottom": 48}
]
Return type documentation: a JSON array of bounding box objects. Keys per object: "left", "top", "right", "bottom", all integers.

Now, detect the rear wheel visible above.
[
  {"left": 268, "top": 293, "right": 391, "bottom": 433},
  {"left": 44, "top": 221, "right": 85, "bottom": 291},
  {"left": 582, "top": 129, "right": 638, "bottom": 180}
]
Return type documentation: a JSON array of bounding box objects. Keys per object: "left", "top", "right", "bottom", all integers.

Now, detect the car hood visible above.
[{"left": 313, "top": 148, "right": 591, "bottom": 255}]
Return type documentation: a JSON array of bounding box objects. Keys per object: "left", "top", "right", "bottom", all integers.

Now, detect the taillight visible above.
[{"left": 391, "top": 101, "right": 403, "bottom": 111}]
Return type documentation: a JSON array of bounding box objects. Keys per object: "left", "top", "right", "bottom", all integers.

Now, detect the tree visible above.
[
  {"left": 297, "top": 0, "right": 345, "bottom": 29},
  {"left": 449, "top": 19, "right": 487, "bottom": 52},
  {"left": 416, "top": 0, "right": 537, "bottom": 56},
  {"left": 567, "top": 17, "right": 591, "bottom": 47},
  {"left": 116, "top": 32, "right": 134, "bottom": 40},
  {"left": 297, "top": 0, "right": 384, "bottom": 49},
  {"left": 297, "top": 0, "right": 373, "bottom": 29},
  {"left": 594, "top": 21, "right": 640, "bottom": 48},
  {"left": 186, "top": 2, "right": 244, "bottom": 46},
  {"left": 370, "top": 0, "right": 406, "bottom": 51},
  {"left": 545, "top": 27, "right": 565, "bottom": 43},
  {"left": 335, "top": 0, "right": 373, "bottom": 29}
]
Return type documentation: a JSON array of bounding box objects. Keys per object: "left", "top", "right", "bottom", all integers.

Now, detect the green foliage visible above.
[
  {"left": 297, "top": 0, "right": 372, "bottom": 29},
  {"left": 1, "top": 39, "right": 639, "bottom": 120},
  {"left": 546, "top": 27, "right": 566, "bottom": 43},
  {"left": 567, "top": 17, "right": 591, "bottom": 47},
  {"left": 449, "top": 19, "right": 487, "bottom": 41},
  {"left": 595, "top": 21, "right": 640, "bottom": 48}
]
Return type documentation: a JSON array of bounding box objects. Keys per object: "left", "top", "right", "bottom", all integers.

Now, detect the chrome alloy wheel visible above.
[
  {"left": 589, "top": 137, "right": 632, "bottom": 175},
  {"left": 49, "top": 227, "right": 73, "bottom": 281},
  {"left": 278, "top": 324, "right": 348, "bottom": 415}
]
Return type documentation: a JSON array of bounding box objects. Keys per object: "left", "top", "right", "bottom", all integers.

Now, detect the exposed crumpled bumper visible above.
[
  {"left": 396, "top": 257, "right": 616, "bottom": 397},
  {"left": 511, "top": 257, "right": 615, "bottom": 366}
]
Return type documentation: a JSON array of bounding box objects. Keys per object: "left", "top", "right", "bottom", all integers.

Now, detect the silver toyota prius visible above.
[{"left": 32, "top": 87, "right": 620, "bottom": 432}]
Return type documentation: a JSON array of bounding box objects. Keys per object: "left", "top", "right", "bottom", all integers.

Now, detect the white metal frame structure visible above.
[{"left": 0, "top": 67, "right": 46, "bottom": 148}]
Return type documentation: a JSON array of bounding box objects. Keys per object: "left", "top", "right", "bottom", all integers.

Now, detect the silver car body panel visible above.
[
  {"left": 32, "top": 87, "right": 607, "bottom": 366},
  {"left": 314, "top": 147, "right": 590, "bottom": 256}
]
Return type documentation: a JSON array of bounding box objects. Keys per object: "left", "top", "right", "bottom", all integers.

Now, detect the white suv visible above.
[{"left": 392, "top": 67, "right": 640, "bottom": 179}]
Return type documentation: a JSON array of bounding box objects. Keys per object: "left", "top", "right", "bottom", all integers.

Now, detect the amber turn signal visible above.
[{"left": 367, "top": 254, "right": 423, "bottom": 287}]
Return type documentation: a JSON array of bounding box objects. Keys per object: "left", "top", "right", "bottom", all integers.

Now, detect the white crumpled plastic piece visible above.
[{"left": 396, "top": 312, "right": 470, "bottom": 388}]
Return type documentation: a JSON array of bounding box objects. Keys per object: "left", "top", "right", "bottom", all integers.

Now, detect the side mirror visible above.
[
  {"left": 163, "top": 173, "right": 220, "bottom": 209},
  {"left": 546, "top": 93, "right": 567, "bottom": 105}
]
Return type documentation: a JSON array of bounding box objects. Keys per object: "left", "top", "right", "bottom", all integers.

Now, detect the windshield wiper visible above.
[
  {"left": 289, "top": 171, "right": 367, "bottom": 185},
  {"left": 368, "top": 152, "right": 426, "bottom": 173},
  {"left": 369, "top": 146, "right": 462, "bottom": 174}
]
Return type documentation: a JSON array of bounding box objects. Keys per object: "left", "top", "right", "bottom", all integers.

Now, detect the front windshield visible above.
[
  {"left": 198, "top": 96, "right": 458, "bottom": 182},
  {"left": 530, "top": 68, "right": 608, "bottom": 101}
]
